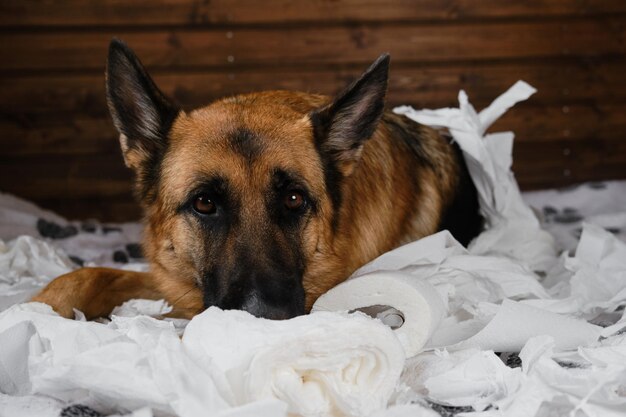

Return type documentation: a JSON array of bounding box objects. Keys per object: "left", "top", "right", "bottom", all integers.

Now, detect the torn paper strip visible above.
[
  {"left": 0, "top": 236, "right": 74, "bottom": 311},
  {"left": 314, "top": 231, "right": 585, "bottom": 355},
  {"left": 394, "top": 81, "right": 557, "bottom": 273},
  {"left": 422, "top": 349, "right": 521, "bottom": 411},
  {"left": 486, "top": 335, "right": 626, "bottom": 417},
  {"left": 428, "top": 299, "right": 602, "bottom": 352},
  {"left": 523, "top": 223, "right": 626, "bottom": 319}
]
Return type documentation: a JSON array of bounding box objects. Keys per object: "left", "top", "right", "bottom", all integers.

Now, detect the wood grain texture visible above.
[
  {"left": 513, "top": 139, "right": 626, "bottom": 189},
  {"left": 3, "top": 103, "right": 624, "bottom": 157},
  {"left": 2, "top": 60, "right": 626, "bottom": 117},
  {"left": 1, "top": 153, "right": 133, "bottom": 198},
  {"left": 2, "top": 18, "right": 625, "bottom": 72},
  {"left": 3, "top": 136, "right": 623, "bottom": 200},
  {"left": 2, "top": 0, "right": 626, "bottom": 27},
  {"left": 1, "top": 1, "right": 625, "bottom": 221}
]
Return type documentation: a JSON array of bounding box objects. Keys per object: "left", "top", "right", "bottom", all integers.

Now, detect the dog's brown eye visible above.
[
  {"left": 193, "top": 195, "right": 216, "bottom": 215},
  {"left": 284, "top": 191, "right": 305, "bottom": 211}
]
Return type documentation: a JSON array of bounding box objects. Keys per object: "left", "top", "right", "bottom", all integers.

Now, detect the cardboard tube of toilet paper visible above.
[{"left": 312, "top": 272, "right": 446, "bottom": 357}]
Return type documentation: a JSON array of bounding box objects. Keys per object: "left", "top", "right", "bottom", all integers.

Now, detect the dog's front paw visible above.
[
  {"left": 31, "top": 267, "right": 154, "bottom": 320},
  {"left": 31, "top": 268, "right": 97, "bottom": 318}
]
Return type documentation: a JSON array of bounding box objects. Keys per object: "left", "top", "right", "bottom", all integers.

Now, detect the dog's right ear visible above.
[
  {"left": 106, "top": 39, "right": 180, "bottom": 171},
  {"left": 310, "top": 54, "right": 389, "bottom": 177}
]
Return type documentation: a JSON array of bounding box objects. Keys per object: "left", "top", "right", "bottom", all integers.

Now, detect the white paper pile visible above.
[
  {"left": 395, "top": 81, "right": 557, "bottom": 274},
  {"left": 184, "top": 308, "right": 404, "bottom": 417},
  {"left": 315, "top": 229, "right": 604, "bottom": 355},
  {"left": 0, "top": 301, "right": 405, "bottom": 417},
  {"left": 402, "top": 348, "right": 522, "bottom": 412},
  {"left": 523, "top": 223, "right": 626, "bottom": 319},
  {"left": 0, "top": 236, "right": 74, "bottom": 310}
]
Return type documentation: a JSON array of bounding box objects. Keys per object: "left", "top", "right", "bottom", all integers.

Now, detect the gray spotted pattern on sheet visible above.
[
  {"left": 37, "top": 218, "right": 143, "bottom": 266},
  {"left": 523, "top": 180, "right": 626, "bottom": 253},
  {"left": 59, "top": 405, "right": 103, "bottom": 417},
  {"left": 0, "top": 192, "right": 146, "bottom": 269},
  {"left": 37, "top": 219, "right": 79, "bottom": 239},
  {"left": 499, "top": 352, "right": 522, "bottom": 369},
  {"left": 427, "top": 402, "right": 474, "bottom": 417},
  {"left": 541, "top": 206, "right": 584, "bottom": 225}
]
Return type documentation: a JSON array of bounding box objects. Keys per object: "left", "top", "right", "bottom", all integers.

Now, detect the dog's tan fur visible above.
[{"left": 33, "top": 42, "right": 479, "bottom": 320}]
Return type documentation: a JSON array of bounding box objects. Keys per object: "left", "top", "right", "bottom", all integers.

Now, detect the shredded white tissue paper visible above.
[
  {"left": 0, "top": 236, "right": 74, "bottom": 311},
  {"left": 523, "top": 223, "right": 626, "bottom": 319},
  {"left": 318, "top": 230, "right": 604, "bottom": 355},
  {"left": 183, "top": 307, "right": 405, "bottom": 417},
  {"left": 1, "top": 82, "right": 626, "bottom": 417},
  {"left": 484, "top": 334, "right": 626, "bottom": 417},
  {"left": 0, "top": 302, "right": 290, "bottom": 417},
  {"left": 0, "top": 301, "right": 403, "bottom": 417},
  {"left": 395, "top": 81, "right": 557, "bottom": 273}
]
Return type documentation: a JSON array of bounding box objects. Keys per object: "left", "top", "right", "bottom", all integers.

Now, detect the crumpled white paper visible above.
[
  {"left": 324, "top": 230, "right": 603, "bottom": 354},
  {"left": 0, "top": 302, "right": 289, "bottom": 417},
  {"left": 183, "top": 307, "right": 405, "bottom": 417},
  {"left": 523, "top": 223, "right": 626, "bottom": 319},
  {"left": 0, "top": 301, "right": 406, "bottom": 417},
  {"left": 429, "top": 299, "right": 601, "bottom": 352},
  {"left": 401, "top": 331, "right": 626, "bottom": 415},
  {"left": 313, "top": 190, "right": 626, "bottom": 414},
  {"left": 482, "top": 334, "right": 626, "bottom": 417},
  {"left": 403, "top": 348, "right": 522, "bottom": 412},
  {"left": 0, "top": 236, "right": 75, "bottom": 311},
  {"left": 111, "top": 298, "right": 174, "bottom": 318},
  {"left": 395, "top": 81, "right": 557, "bottom": 273}
]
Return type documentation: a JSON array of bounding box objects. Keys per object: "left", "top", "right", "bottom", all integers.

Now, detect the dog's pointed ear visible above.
[
  {"left": 310, "top": 53, "right": 389, "bottom": 176},
  {"left": 105, "top": 38, "right": 180, "bottom": 170}
]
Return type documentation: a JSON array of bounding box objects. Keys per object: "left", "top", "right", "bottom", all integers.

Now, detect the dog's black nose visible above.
[
  {"left": 203, "top": 275, "right": 305, "bottom": 320},
  {"left": 238, "top": 291, "right": 304, "bottom": 320}
]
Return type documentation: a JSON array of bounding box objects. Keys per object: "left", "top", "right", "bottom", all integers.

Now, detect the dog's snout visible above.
[
  {"left": 239, "top": 290, "right": 303, "bottom": 320},
  {"left": 203, "top": 270, "right": 305, "bottom": 320}
]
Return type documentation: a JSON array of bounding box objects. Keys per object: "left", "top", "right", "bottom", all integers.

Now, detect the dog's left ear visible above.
[
  {"left": 105, "top": 38, "right": 180, "bottom": 171},
  {"left": 311, "top": 53, "right": 389, "bottom": 176}
]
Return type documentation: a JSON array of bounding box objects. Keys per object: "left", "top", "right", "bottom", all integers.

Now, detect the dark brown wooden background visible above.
[{"left": 1, "top": 0, "right": 625, "bottom": 221}]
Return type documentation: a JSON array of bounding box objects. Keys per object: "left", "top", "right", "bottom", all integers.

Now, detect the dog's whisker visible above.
[{"left": 168, "top": 288, "right": 198, "bottom": 309}]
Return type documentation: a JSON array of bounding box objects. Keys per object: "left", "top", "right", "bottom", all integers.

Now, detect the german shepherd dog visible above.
[{"left": 33, "top": 39, "right": 482, "bottom": 320}]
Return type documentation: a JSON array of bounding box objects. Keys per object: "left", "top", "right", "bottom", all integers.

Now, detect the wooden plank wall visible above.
[{"left": 1, "top": 0, "right": 625, "bottom": 221}]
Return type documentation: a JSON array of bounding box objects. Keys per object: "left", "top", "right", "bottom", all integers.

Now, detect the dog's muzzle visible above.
[
  {"left": 238, "top": 290, "right": 304, "bottom": 320},
  {"left": 203, "top": 271, "right": 305, "bottom": 320}
]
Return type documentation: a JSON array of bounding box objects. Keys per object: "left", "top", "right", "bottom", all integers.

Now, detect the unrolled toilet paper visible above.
[
  {"left": 394, "top": 81, "right": 558, "bottom": 273},
  {"left": 427, "top": 299, "right": 603, "bottom": 352},
  {"left": 312, "top": 272, "right": 446, "bottom": 357}
]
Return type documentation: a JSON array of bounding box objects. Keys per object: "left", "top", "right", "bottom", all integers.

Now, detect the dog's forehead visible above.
[{"left": 161, "top": 96, "right": 326, "bottom": 201}]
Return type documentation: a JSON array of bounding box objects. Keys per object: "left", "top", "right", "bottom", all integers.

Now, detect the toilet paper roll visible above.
[{"left": 312, "top": 272, "right": 446, "bottom": 357}]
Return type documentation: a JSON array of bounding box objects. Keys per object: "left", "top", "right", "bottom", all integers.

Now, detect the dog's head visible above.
[{"left": 105, "top": 39, "right": 389, "bottom": 319}]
